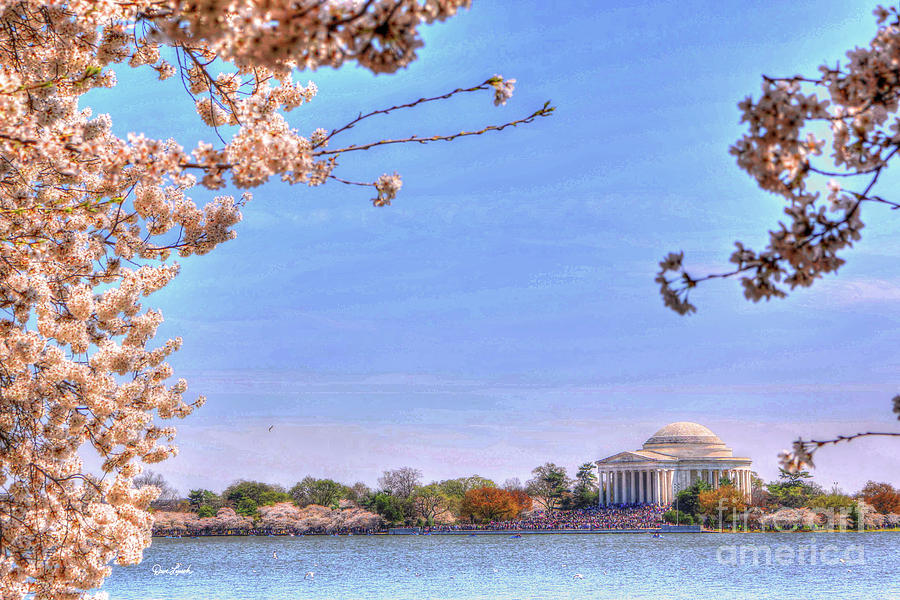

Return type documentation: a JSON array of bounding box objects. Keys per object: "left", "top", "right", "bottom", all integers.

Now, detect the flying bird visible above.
[{"left": 268, "top": 425, "right": 274, "bottom": 432}]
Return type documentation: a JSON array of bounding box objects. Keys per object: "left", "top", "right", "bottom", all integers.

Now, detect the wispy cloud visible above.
[{"left": 815, "top": 277, "right": 900, "bottom": 305}]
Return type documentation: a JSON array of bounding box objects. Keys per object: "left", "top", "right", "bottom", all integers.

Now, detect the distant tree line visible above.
[
  {"left": 140, "top": 460, "right": 605, "bottom": 526},
  {"left": 140, "top": 463, "right": 900, "bottom": 530}
]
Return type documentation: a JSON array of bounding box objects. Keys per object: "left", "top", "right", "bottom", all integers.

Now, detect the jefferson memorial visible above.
[{"left": 596, "top": 422, "right": 753, "bottom": 505}]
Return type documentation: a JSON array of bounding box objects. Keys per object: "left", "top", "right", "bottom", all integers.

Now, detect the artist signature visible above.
[{"left": 152, "top": 562, "right": 193, "bottom": 575}]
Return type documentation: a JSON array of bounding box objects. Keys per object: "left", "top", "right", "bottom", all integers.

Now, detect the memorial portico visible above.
[{"left": 596, "top": 422, "right": 753, "bottom": 506}]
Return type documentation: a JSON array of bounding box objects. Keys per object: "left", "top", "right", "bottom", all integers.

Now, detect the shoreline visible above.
[{"left": 151, "top": 527, "right": 900, "bottom": 538}]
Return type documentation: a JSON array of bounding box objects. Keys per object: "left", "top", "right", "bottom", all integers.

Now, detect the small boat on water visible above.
[{"left": 509, "top": 534, "right": 523, "bottom": 539}]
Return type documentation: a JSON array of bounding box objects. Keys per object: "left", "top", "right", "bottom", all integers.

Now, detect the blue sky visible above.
[{"left": 90, "top": 1, "right": 900, "bottom": 494}]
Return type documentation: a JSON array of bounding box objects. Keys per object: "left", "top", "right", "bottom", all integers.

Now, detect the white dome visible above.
[{"left": 642, "top": 422, "right": 732, "bottom": 458}]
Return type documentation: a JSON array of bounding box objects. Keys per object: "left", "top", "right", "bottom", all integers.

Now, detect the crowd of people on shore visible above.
[
  {"left": 428, "top": 504, "right": 667, "bottom": 532},
  {"left": 152, "top": 527, "right": 380, "bottom": 537}
]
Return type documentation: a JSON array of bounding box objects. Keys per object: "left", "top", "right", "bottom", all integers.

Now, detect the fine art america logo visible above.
[
  {"left": 717, "top": 542, "right": 865, "bottom": 566},
  {"left": 712, "top": 504, "right": 869, "bottom": 567},
  {"left": 152, "top": 562, "right": 193, "bottom": 576}
]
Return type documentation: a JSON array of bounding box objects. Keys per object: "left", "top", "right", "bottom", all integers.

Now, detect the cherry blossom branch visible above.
[
  {"left": 801, "top": 431, "right": 900, "bottom": 447},
  {"left": 320, "top": 78, "right": 503, "bottom": 147},
  {"left": 316, "top": 101, "right": 555, "bottom": 156},
  {"left": 779, "top": 430, "right": 900, "bottom": 473},
  {"left": 328, "top": 175, "right": 372, "bottom": 187}
]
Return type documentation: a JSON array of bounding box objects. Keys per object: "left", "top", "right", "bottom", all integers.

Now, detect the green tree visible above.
[
  {"left": 766, "top": 469, "right": 824, "bottom": 508},
  {"left": 308, "top": 479, "right": 347, "bottom": 507},
  {"left": 526, "top": 463, "right": 572, "bottom": 511},
  {"left": 223, "top": 480, "right": 286, "bottom": 506},
  {"left": 438, "top": 476, "right": 497, "bottom": 499},
  {"left": 674, "top": 479, "right": 712, "bottom": 518},
  {"left": 572, "top": 462, "right": 599, "bottom": 508},
  {"left": 197, "top": 505, "right": 216, "bottom": 518},
  {"left": 778, "top": 468, "right": 813, "bottom": 486},
  {"left": 663, "top": 510, "right": 693, "bottom": 525},
  {"left": 368, "top": 492, "right": 407, "bottom": 525},
  {"left": 290, "top": 477, "right": 347, "bottom": 507},
  {"left": 414, "top": 484, "right": 452, "bottom": 525},
  {"left": 258, "top": 490, "right": 293, "bottom": 506},
  {"left": 807, "top": 493, "right": 855, "bottom": 511},
  {"left": 236, "top": 497, "right": 259, "bottom": 517},
  {"left": 289, "top": 476, "right": 317, "bottom": 506},
  {"left": 188, "top": 489, "right": 220, "bottom": 510}
]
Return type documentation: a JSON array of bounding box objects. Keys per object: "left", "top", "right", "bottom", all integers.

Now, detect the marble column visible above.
[
  {"left": 629, "top": 470, "right": 635, "bottom": 504},
  {"left": 637, "top": 470, "right": 644, "bottom": 503}
]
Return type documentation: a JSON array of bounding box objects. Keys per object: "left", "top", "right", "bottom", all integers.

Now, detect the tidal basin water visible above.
[{"left": 102, "top": 532, "right": 899, "bottom": 599}]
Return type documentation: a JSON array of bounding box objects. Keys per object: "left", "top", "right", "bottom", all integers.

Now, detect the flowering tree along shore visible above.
[
  {"left": 161, "top": 470, "right": 900, "bottom": 533},
  {"left": 0, "top": 1, "right": 552, "bottom": 598},
  {"left": 656, "top": 5, "right": 900, "bottom": 468}
]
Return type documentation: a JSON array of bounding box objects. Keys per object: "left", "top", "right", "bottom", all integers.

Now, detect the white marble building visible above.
[{"left": 596, "top": 422, "right": 752, "bottom": 506}]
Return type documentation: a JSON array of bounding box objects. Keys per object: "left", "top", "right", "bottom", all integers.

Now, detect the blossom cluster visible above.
[
  {"left": 0, "top": 1, "right": 532, "bottom": 598},
  {"left": 659, "top": 5, "right": 900, "bottom": 314},
  {"left": 778, "top": 442, "right": 816, "bottom": 474}
]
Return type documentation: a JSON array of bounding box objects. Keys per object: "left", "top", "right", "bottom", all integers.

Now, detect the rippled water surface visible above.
[{"left": 102, "top": 532, "right": 900, "bottom": 599}]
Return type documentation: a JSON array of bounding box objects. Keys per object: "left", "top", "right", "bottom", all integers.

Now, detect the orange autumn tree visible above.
[
  {"left": 0, "top": 1, "right": 551, "bottom": 598},
  {"left": 858, "top": 481, "right": 900, "bottom": 515},
  {"left": 460, "top": 487, "right": 531, "bottom": 523},
  {"left": 698, "top": 486, "right": 748, "bottom": 528}
]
